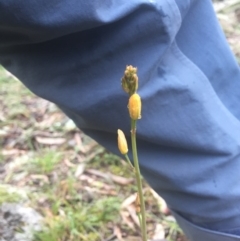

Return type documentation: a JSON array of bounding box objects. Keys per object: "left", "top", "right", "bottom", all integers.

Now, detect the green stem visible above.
[
  {"left": 124, "top": 154, "right": 135, "bottom": 170},
  {"left": 137, "top": 212, "right": 143, "bottom": 231},
  {"left": 131, "top": 119, "right": 147, "bottom": 241}
]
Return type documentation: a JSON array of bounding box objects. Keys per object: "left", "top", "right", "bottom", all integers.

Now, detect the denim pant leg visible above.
[{"left": 0, "top": 0, "right": 240, "bottom": 240}]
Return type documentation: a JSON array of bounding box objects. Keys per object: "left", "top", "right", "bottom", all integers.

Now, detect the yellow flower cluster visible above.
[
  {"left": 118, "top": 65, "right": 141, "bottom": 155},
  {"left": 121, "top": 65, "right": 138, "bottom": 96}
]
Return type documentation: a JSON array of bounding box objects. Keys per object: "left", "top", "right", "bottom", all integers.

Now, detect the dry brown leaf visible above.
[
  {"left": 30, "top": 174, "right": 49, "bottom": 184},
  {"left": 120, "top": 210, "right": 135, "bottom": 230},
  {"left": 87, "top": 169, "right": 132, "bottom": 185},
  {"left": 121, "top": 193, "right": 137, "bottom": 209},
  {"left": 38, "top": 113, "right": 63, "bottom": 126},
  {"left": 74, "top": 164, "right": 85, "bottom": 178},
  {"left": 64, "top": 159, "right": 76, "bottom": 168},
  {"left": 2, "top": 149, "right": 26, "bottom": 156},
  {"left": 33, "top": 130, "right": 63, "bottom": 137},
  {"left": 113, "top": 226, "right": 123, "bottom": 241},
  {"left": 114, "top": 226, "right": 124, "bottom": 241},
  {"left": 74, "top": 133, "right": 86, "bottom": 153},
  {"left": 84, "top": 186, "right": 117, "bottom": 195},
  {"left": 109, "top": 173, "right": 134, "bottom": 185},
  {"left": 80, "top": 175, "right": 114, "bottom": 190},
  {"left": 150, "top": 189, "right": 169, "bottom": 214},
  {"left": 91, "top": 180, "right": 113, "bottom": 190},
  {"left": 79, "top": 174, "right": 95, "bottom": 183},
  {"left": 86, "top": 169, "right": 108, "bottom": 179},
  {"left": 35, "top": 136, "right": 66, "bottom": 145},
  {"left": 126, "top": 204, "right": 140, "bottom": 227},
  {"left": 152, "top": 224, "right": 165, "bottom": 240}
]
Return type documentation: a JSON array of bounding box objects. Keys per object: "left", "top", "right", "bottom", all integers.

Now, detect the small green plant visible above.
[
  {"left": 117, "top": 66, "right": 147, "bottom": 241},
  {"left": 34, "top": 197, "right": 121, "bottom": 241},
  {"left": 0, "top": 185, "right": 23, "bottom": 205},
  {"left": 164, "top": 218, "right": 183, "bottom": 241},
  {"left": 30, "top": 150, "right": 62, "bottom": 174}
]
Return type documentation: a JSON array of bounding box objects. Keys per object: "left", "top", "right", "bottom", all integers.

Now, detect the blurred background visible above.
[{"left": 0, "top": 1, "right": 240, "bottom": 240}]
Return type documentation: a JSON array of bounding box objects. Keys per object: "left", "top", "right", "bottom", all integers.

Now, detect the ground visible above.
[{"left": 0, "top": 1, "right": 240, "bottom": 241}]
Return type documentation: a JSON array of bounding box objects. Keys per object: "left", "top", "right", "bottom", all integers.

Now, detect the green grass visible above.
[
  {"left": 34, "top": 190, "right": 121, "bottom": 241},
  {"left": 29, "top": 150, "right": 62, "bottom": 174},
  {"left": 0, "top": 185, "right": 23, "bottom": 205}
]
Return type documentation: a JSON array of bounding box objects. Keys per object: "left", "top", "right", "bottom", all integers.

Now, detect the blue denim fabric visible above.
[
  {"left": 173, "top": 210, "right": 240, "bottom": 241},
  {"left": 1, "top": 0, "right": 240, "bottom": 240}
]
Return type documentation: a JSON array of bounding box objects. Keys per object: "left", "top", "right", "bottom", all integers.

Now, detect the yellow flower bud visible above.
[
  {"left": 128, "top": 93, "right": 141, "bottom": 120},
  {"left": 117, "top": 129, "right": 128, "bottom": 155}
]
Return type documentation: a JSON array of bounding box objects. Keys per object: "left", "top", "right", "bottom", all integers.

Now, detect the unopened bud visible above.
[
  {"left": 128, "top": 93, "right": 141, "bottom": 120},
  {"left": 117, "top": 129, "right": 128, "bottom": 155}
]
